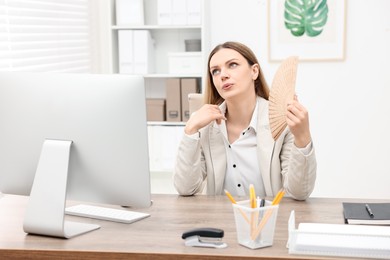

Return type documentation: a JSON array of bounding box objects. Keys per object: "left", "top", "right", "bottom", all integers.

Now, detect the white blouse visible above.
[{"left": 218, "top": 100, "right": 265, "bottom": 197}]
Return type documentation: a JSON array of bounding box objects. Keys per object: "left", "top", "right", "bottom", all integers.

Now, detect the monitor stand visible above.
[{"left": 23, "top": 139, "right": 100, "bottom": 238}]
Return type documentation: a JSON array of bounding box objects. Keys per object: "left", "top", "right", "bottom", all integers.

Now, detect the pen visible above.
[
  {"left": 365, "top": 203, "right": 374, "bottom": 218},
  {"left": 260, "top": 198, "right": 265, "bottom": 207}
]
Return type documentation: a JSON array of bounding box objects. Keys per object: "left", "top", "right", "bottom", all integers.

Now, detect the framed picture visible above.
[{"left": 268, "top": 0, "right": 346, "bottom": 61}]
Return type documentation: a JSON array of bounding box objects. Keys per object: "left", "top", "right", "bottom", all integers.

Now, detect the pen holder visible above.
[{"left": 232, "top": 200, "right": 279, "bottom": 249}]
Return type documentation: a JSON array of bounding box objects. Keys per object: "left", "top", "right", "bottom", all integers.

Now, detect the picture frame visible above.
[{"left": 268, "top": 0, "right": 346, "bottom": 61}]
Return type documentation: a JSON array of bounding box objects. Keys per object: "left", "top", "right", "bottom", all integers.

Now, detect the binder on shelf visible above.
[
  {"left": 180, "top": 78, "right": 198, "bottom": 122},
  {"left": 343, "top": 202, "right": 390, "bottom": 225},
  {"left": 157, "top": 0, "right": 172, "bottom": 25},
  {"left": 157, "top": 0, "right": 201, "bottom": 26},
  {"left": 118, "top": 30, "right": 154, "bottom": 74},
  {"left": 115, "top": 0, "right": 144, "bottom": 25},
  {"left": 166, "top": 79, "right": 181, "bottom": 122},
  {"left": 288, "top": 211, "right": 390, "bottom": 259},
  {"left": 171, "top": 0, "right": 187, "bottom": 25},
  {"left": 133, "top": 30, "right": 155, "bottom": 74},
  {"left": 118, "top": 30, "right": 134, "bottom": 74},
  {"left": 186, "top": 0, "right": 202, "bottom": 25}
]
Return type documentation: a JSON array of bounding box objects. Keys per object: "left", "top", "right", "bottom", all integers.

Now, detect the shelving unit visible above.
[
  {"left": 102, "top": 0, "right": 211, "bottom": 123},
  {"left": 100, "top": 0, "right": 210, "bottom": 176}
]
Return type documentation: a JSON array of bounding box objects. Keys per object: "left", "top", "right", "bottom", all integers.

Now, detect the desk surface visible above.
[{"left": 0, "top": 194, "right": 381, "bottom": 260}]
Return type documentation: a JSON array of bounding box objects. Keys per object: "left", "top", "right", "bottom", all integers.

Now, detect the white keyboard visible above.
[{"left": 65, "top": 204, "right": 150, "bottom": 224}]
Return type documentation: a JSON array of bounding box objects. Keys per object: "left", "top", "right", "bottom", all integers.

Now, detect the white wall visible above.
[{"left": 208, "top": 0, "right": 390, "bottom": 199}]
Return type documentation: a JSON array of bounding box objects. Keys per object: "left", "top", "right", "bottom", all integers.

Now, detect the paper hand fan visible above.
[{"left": 269, "top": 56, "right": 298, "bottom": 141}]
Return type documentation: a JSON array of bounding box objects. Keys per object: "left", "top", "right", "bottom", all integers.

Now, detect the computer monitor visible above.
[{"left": 0, "top": 72, "right": 151, "bottom": 238}]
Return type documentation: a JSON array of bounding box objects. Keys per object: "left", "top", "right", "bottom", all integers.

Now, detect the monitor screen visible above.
[{"left": 0, "top": 72, "right": 151, "bottom": 237}]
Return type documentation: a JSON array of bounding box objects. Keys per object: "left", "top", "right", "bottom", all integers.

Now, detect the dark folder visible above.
[{"left": 343, "top": 202, "right": 390, "bottom": 225}]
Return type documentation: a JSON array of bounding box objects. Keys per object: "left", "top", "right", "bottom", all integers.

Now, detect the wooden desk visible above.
[{"left": 0, "top": 194, "right": 375, "bottom": 259}]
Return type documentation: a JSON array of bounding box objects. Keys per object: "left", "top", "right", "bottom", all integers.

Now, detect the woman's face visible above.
[{"left": 209, "top": 48, "right": 258, "bottom": 101}]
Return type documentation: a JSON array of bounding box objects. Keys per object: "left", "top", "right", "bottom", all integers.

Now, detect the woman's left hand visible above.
[{"left": 286, "top": 97, "right": 312, "bottom": 148}]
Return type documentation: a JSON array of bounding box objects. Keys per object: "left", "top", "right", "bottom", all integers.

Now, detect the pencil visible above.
[
  {"left": 249, "top": 184, "right": 257, "bottom": 237},
  {"left": 272, "top": 188, "right": 285, "bottom": 205},
  {"left": 224, "top": 189, "right": 237, "bottom": 204},
  {"left": 249, "top": 184, "right": 256, "bottom": 208},
  {"left": 224, "top": 189, "right": 250, "bottom": 224}
]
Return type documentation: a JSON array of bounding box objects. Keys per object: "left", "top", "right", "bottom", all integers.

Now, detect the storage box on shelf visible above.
[
  {"left": 165, "top": 78, "right": 181, "bottom": 122},
  {"left": 168, "top": 52, "right": 202, "bottom": 75},
  {"left": 164, "top": 78, "right": 199, "bottom": 122},
  {"left": 180, "top": 78, "right": 198, "bottom": 122},
  {"left": 185, "top": 39, "right": 201, "bottom": 51},
  {"left": 146, "top": 99, "right": 166, "bottom": 121}
]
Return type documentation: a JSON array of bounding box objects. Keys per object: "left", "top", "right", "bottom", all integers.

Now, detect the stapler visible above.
[{"left": 182, "top": 228, "right": 227, "bottom": 249}]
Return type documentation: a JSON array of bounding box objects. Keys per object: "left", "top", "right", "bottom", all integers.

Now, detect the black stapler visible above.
[{"left": 182, "top": 228, "right": 227, "bottom": 248}]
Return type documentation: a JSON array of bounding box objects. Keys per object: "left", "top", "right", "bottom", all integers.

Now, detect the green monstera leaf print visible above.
[{"left": 284, "top": 0, "right": 329, "bottom": 37}]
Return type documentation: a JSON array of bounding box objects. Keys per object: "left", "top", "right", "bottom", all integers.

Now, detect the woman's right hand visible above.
[{"left": 184, "top": 104, "right": 226, "bottom": 135}]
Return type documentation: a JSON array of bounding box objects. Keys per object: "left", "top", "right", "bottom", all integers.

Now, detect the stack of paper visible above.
[{"left": 288, "top": 211, "right": 390, "bottom": 259}]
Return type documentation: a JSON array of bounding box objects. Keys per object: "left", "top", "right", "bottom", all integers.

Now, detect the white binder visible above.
[
  {"left": 157, "top": 0, "right": 172, "bottom": 25},
  {"left": 133, "top": 30, "right": 154, "bottom": 74},
  {"left": 171, "top": 0, "right": 187, "bottom": 25},
  {"left": 186, "top": 0, "right": 201, "bottom": 25},
  {"left": 118, "top": 30, "right": 134, "bottom": 74},
  {"left": 115, "top": 0, "right": 144, "bottom": 25},
  {"left": 118, "top": 30, "right": 154, "bottom": 74}
]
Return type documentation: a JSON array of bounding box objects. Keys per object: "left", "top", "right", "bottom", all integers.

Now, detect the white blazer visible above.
[{"left": 173, "top": 97, "right": 317, "bottom": 200}]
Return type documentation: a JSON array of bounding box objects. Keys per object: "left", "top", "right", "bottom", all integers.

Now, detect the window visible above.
[{"left": 0, "top": 0, "right": 93, "bottom": 72}]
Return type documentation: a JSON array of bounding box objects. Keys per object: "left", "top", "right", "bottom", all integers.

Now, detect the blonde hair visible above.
[{"left": 204, "top": 41, "right": 269, "bottom": 105}]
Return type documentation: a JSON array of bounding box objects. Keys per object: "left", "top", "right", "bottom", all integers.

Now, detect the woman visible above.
[{"left": 173, "top": 42, "right": 316, "bottom": 200}]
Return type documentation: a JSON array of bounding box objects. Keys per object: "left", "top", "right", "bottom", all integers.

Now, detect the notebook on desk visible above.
[{"left": 343, "top": 202, "right": 390, "bottom": 225}]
